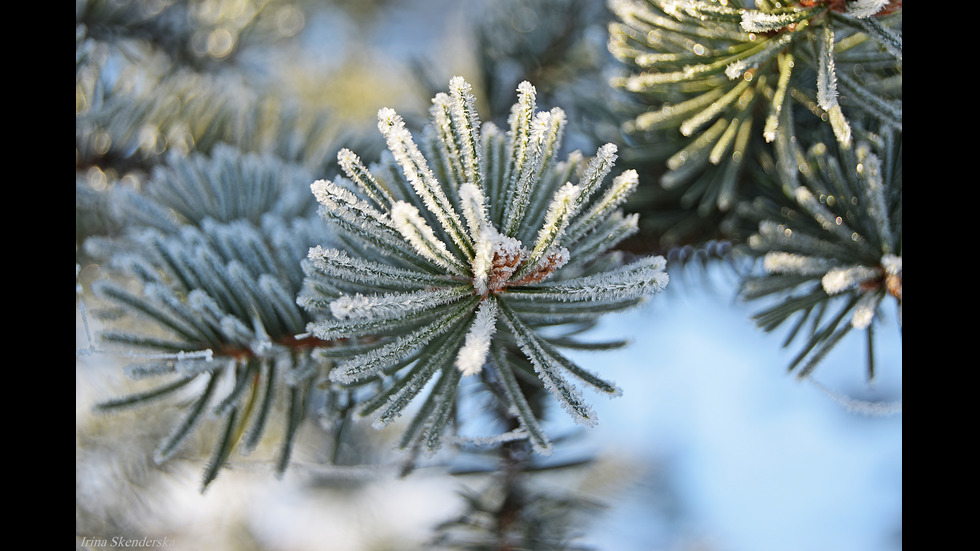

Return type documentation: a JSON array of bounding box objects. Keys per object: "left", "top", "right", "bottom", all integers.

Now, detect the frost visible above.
[
  {"left": 847, "top": 0, "right": 891, "bottom": 18},
  {"left": 306, "top": 246, "right": 450, "bottom": 290},
  {"left": 881, "top": 254, "right": 902, "bottom": 276},
  {"left": 513, "top": 256, "right": 668, "bottom": 304},
  {"left": 471, "top": 235, "right": 494, "bottom": 296},
  {"left": 125, "top": 349, "right": 215, "bottom": 362},
  {"left": 299, "top": 76, "right": 667, "bottom": 453},
  {"left": 532, "top": 183, "right": 581, "bottom": 253},
  {"left": 448, "top": 76, "right": 482, "bottom": 184},
  {"left": 248, "top": 315, "right": 274, "bottom": 357},
  {"left": 576, "top": 143, "right": 618, "bottom": 207},
  {"left": 378, "top": 107, "right": 471, "bottom": 255},
  {"left": 763, "top": 251, "right": 831, "bottom": 276},
  {"left": 567, "top": 169, "right": 639, "bottom": 243},
  {"left": 473, "top": 228, "right": 523, "bottom": 294},
  {"left": 821, "top": 265, "right": 880, "bottom": 295},
  {"left": 455, "top": 298, "right": 497, "bottom": 376},
  {"left": 311, "top": 179, "right": 355, "bottom": 207},
  {"left": 857, "top": 146, "right": 894, "bottom": 252},
  {"left": 817, "top": 25, "right": 838, "bottom": 111},
  {"left": 328, "top": 287, "right": 468, "bottom": 323},
  {"left": 329, "top": 301, "right": 476, "bottom": 384},
  {"left": 451, "top": 429, "right": 529, "bottom": 447},
  {"left": 501, "top": 307, "right": 598, "bottom": 428},
  {"left": 505, "top": 83, "right": 537, "bottom": 177},
  {"left": 337, "top": 148, "right": 391, "bottom": 209},
  {"left": 391, "top": 201, "right": 465, "bottom": 274},
  {"left": 740, "top": 11, "right": 791, "bottom": 33},
  {"left": 725, "top": 59, "right": 747, "bottom": 80},
  {"left": 850, "top": 291, "right": 881, "bottom": 329},
  {"left": 826, "top": 104, "right": 852, "bottom": 149},
  {"left": 329, "top": 293, "right": 374, "bottom": 320},
  {"left": 459, "top": 182, "right": 490, "bottom": 237}
]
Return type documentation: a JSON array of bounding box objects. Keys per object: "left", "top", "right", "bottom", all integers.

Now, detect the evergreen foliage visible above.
[
  {"left": 77, "top": 0, "right": 361, "bottom": 489},
  {"left": 83, "top": 146, "right": 337, "bottom": 489},
  {"left": 76, "top": 0, "right": 901, "bottom": 546},
  {"left": 76, "top": 0, "right": 352, "bottom": 249},
  {"left": 606, "top": 0, "right": 901, "bottom": 376},
  {"left": 607, "top": 0, "right": 901, "bottom": 247},
  {"left": 299, "top": 76, "right": 668, "bottom": 459},
  {"left": 739, "top": 127, "right": 901, "bottom": 381}
]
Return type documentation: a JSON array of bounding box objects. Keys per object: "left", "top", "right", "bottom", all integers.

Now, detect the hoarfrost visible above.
[
  {"left": 821, "top": 265, "right": 880, "bottom": 295},
  {"left": 458, "top": 182, "right": 490, "bottom": 237},
  {"left": 725, "top": 60, "right": 747, "bottom": 80},
  {"left": 328, "top": 287, "right": 468, "bottom": 322},
  {"left": 881, "top": 254, "right": 902, "bottom": 276},
  {"left": 740, "top": 11, "right": 789, "bottom": 33},
  {"left": 391, "top": 201, "right": 463, "bottom": 273},
  {"left": 817, "top": 25, "right": 839, "bottom": 111},
  {"left": 850, "top": 291, "right": 881, "bottom": 329},
  {"left": 847, "top": 0, "right": 892, "bottom": 18},
  {"left": 763, "top": 251, "right": 831, "bottom": 276},
  {"left": 455, "top": 298, "right": 498, "bottom": 376},
  {"left": 329, "top": 293, "right": 373, "bottom": 320}
]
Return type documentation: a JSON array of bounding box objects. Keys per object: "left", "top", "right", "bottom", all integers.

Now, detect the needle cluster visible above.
[{"left": 300, "top": 77, "right": 668, "bottom": 455}]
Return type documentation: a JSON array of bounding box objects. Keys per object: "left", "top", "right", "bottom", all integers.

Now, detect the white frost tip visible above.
[
  {"left": 596, "top": 143, "right": 618, "bottom": 163},
  {"left": 311, "top": 179, "right": 355, "bottom": 206},
  {"left": 740, "top": 12, "right": 786, "bottom": 33},
  {"left": 471, "top": 236, "right": 493, "bottom": 296},
  {"left": 337, "top": 148, "right": 357, "bottom": 166},
  {"left": 390, "top": 201, "right": 460, "bottom": 272},
  {"left": 821, "top": 265, "right": 880, "bottom": 295},
  {"left": 517, "top": 80, "right": 535, "bottom": 95},
  {"left": 449, "top": 75, "right": 471, "bottom": 94},
  {"left": 763, "top": 251, "right": 829, "bottom": 276},
  {"left": 554, "top": 182, "right": 581, "bottom": 206},
  {"left": 817, "top": 25, "right": 838, "bottom": 111},
  {"left": 850, "top": 292, "right": 879, "bottom": 330},
  {"left": 847, "top": 0, "right": 891, "bottom": 18},
  {"left": 377, "top": 107, "right": 400, "bottom": 134},
  {"left": 881, "top": 254, "right": 902, "bottom": 276},
  {"left": 455, "top": 299, "right": 498, "bottom": 376},
  {"left": 607, "top": 169, "right": 639, "bottom": 203},
  {"left": 725, "top": 60, "right": 747, "bottom": 80}
]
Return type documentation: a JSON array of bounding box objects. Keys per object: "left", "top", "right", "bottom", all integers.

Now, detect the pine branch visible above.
[
  {"left": 606, "top": 0, "right": 902, "bottom": 246},
  {"left": 300, "top": 77, "right": 669, "bottom": 458},
  {"left": 84, "top": 146, "right": 345, "bottom": 489},
  {"left": 738, "top": 127, "right": 902, "bottom": 380}
]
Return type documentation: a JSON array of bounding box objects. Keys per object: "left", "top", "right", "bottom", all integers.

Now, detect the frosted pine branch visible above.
[
  {"left": 740, "top": 133, "right": 902, "bottom": 380},
  {"left": 86, "top": 147, "right": 341, "bottom": 488},
  {"left": 300, "top": 77, "right": 668, "bottom": 455},
  {"left": 608, "top": 0, "right": 901, "bottom": 225}
]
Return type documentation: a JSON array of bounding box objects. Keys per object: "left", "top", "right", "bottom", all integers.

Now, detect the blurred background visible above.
[{"left": 76, "top": 0, "right": 902, "bottom": 549}]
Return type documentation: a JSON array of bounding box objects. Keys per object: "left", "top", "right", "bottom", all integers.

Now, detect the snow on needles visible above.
[{"left": 301, "top": 76, "right": 668, "bottom": 454}]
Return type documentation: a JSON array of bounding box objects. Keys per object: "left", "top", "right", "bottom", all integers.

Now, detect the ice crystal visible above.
[{"left": 301, "top": 77, "right": 667, "bottom": 454}]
